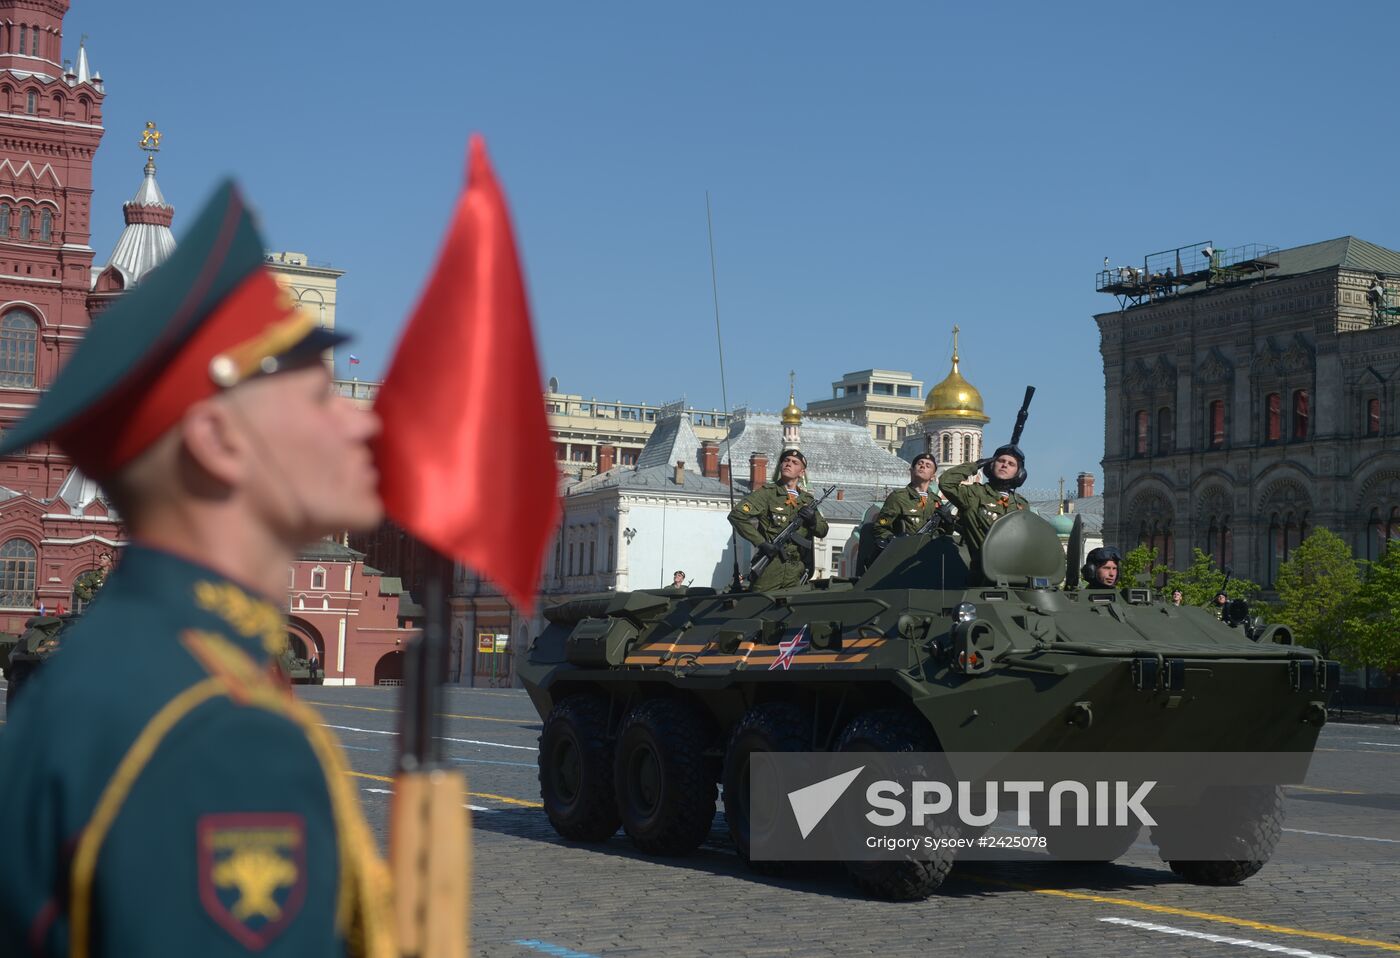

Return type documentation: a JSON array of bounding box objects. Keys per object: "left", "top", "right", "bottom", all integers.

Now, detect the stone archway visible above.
[{"left": 374, "top": 651, "right": 405, "bottom": 686}]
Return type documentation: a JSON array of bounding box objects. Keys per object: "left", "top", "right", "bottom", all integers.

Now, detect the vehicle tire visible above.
[
  {"left": 835, "top": 709, "right": 956, "bottom": 901},
  {"left": 722, "top": 701, "right": 812, "bottom": 872},
  {"left": 1154, "top": 785, "right": 1283, "bottom": 885},
  {"left": 1033, "top": 794, "right": 1140, "bottom": 863},
  {"left": 614, "top": 697, "right": 717, "bottom": 856},
  {"left": 538, "top": 694, "right": 620, "bottom": 842}
]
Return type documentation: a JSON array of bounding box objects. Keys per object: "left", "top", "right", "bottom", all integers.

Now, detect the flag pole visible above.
[{"left": 390, "top": 547, "right": 470, "bottom": 958}]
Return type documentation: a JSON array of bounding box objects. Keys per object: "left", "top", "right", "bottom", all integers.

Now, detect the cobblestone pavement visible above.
[{"left": 298, "top": 686, "right": 1400, "bottom": 958}]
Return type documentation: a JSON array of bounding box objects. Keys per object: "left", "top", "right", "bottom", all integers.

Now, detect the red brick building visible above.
[
  {"left": 288, "top": 539, "right": 419, "bottom": 686},
  {"left": 0, "top": 1, "right": 108, "bottom": 629}
]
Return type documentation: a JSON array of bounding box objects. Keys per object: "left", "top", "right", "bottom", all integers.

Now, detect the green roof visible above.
[
  {"left": 378, "top": 576, "right": 404, "bottom": 596},
  {"left": 298, "top": 538, "right": 367, "bottom": 562},
  {"left": 1274, "top": 236, "right": 1400, "bottom": 278}
]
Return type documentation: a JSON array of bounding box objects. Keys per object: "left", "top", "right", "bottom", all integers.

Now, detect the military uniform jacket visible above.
[
  {"left": 938, "top": 460, "right": 1029, "bottom": 552},
  {"left": 873, "top": 484, "right": 947, "bottom": 543},
  {"left": 728, "top": 482, "right": 830, "bottom": 559},
  {"left": 0, "top": 546, "right": 393, "bottom": 958}
]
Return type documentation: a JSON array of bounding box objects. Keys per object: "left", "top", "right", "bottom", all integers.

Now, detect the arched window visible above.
[
  {"left": 310, "top": 566, "right": 326, "bottom": 590},
  {"left": 0, "top": 204, "right": 11, "bottom": 236},
  {"left": 78, "top": 95, "right": 90, "bottom": 123},
  {"left": 1369, "top": 508, "right": 1384, "bottom": 561},
  {"left": 1368, "top": 398, "right": 1382, "bottom": 437},
  {"left": 1208, "top": 399, "right": 1225, "bottom": 449},
  {"left": 25, "top": 91, "right": 35, "bottom": 115},
  {"left": 0, "top": 538, "right": 36, "bottom": 607},
  {"left": 1135, "top": 410, "right": 1149, "bottom": 456},
  {"left": 1292, "top": 390, "right": 1310, "bottom": 440},
  {"left": 607, "top": 534, "right": 615, "bottom": 572},
  {"left": 19, "top": 26, "right": 26, "bottom": 56},
  {"left": 31, "top": 27, "right": 39, "bottom": 57},
  {"left": 941, "top": 434, "right": 953, "bottom": 461},
  {"left": 1156, "top": 406, "right": 1173, "bottom": 456},
  {"left": 0, "top": 309, "right": 38, "bottom": 387},
  {"left": 19, "top": 207, "right": 30, "bottom": 239},
  {"left": 39, "top": 209, "right": 50, "bottom": 243},
  {"left": 962, "top": 435, "right": 973, "bottom": 463},
  {"left": 1265, "top": 392, "right": 1281, "bottom": 442}
]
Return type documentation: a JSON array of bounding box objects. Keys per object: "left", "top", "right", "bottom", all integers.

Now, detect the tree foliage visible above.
[
  {"left": 1119, "top": 544, "right": 1158, "bottom": 586},
  {"left": 1274, "top": 528, "right": 1362, "bottom": 662},
  {"left": 1344, "top": 544, "right": 1400, "bottom": 672},
  {"left": 1164, "top": 548, "right": 1259, "bottom": 607}
]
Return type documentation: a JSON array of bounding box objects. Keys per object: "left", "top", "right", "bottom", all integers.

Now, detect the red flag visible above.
[{"left": 373, "top": 136, "right": 559, "bottom": 614}]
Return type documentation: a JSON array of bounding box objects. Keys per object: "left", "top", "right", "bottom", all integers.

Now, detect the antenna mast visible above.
[{"left": 706, "top": 192, "right": 743, "bottom": 593}]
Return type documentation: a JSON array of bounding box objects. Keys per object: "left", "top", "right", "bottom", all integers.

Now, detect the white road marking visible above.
[
  {"left": 1284, "top": 827, "right": 1400, "bottom": 844},
  {"left": 361, "top": 786, "right": 491, "bottom": 812},
  {"left": 1099, "top": 917, "right": 1340, "bottom": 957},
  {"left": 320, "top": 723, "right": 536, "bottom": 751},
  {"left": 1358, "top": 741, "right": 1400, "bottom": 748}
]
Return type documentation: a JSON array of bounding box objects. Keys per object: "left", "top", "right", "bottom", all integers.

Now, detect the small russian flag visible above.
[{"left": 348, "top": 354, "right": 361, "bottom": 366}]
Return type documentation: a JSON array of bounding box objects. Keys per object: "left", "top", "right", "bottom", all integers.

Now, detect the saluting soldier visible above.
[
  {"left": 939, "top": 444, "right": 1030, "bottom": 581},
  {"left": 0, "top": 184, "right": 394, "bottom": 957},
  {"left": 872, "top": 453, "right": 954, "bottom": 548},
  {"left": 728, "top": 448, "right": 829, "bottom": 591}
]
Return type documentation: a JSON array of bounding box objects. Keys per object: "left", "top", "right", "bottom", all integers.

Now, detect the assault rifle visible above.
[
  {"left": 750, "top": 485, "right": 837, "bottom": 579},
  {"left": 914, "top": 496, "right": 957, "bottom": 536},
  {"left": 1010, "top": 385, "right": 1035, "bottom": 446}
]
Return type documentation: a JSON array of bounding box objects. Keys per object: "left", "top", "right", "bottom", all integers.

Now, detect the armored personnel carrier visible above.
[
  {"left": 4, "top": 614, "right": 79, "bottom": 706},
  {"left": 520, "top": 511, "right": 1336, "bottom": 900}
]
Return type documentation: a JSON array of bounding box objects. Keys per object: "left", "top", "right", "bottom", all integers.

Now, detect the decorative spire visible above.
[
  {"left": 75, "top": 36, "right": 90, "bottom": 84},
  {"left": 952, "top": 324, "right": 960, "bottom": 370},
  {"left": 100, "top": 122, "right": 175, "bottom": 286}
]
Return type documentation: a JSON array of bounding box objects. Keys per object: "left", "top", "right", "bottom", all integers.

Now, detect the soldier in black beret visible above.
[
  {"left": 0, "top": 183, "right": 394, "bottom": 957},
  {"left": 728, "top": 448, "right": 829, "bottom": 591}
]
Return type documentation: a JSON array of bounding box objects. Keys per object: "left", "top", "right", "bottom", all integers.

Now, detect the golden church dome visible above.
[
  {"left": 920, "top": 327, "right": 990, "bottom": 423},
  {"left": 781, "top": 393, "right": 802, "bottom": 425}
]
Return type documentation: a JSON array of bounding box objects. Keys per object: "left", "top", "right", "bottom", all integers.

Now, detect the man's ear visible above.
[{"left": 178, "top": 397, "right": 252, "bottom": 488}]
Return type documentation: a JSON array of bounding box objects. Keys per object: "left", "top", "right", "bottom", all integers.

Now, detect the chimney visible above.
[
  {"left": 674, "top": 462, "right": 685, "bottom": 485},
  {"left": 718, "top": 462, "right": 732, "bottom": 486},
  {"left": 836, "top": 488, "right": 844, "bottom": 500},
  {"left": 749, "top": 453, "right": 768, "bottom": 489},
  {"left": 598, "top": 444, "right": 616, "bottom": 473},
  {"left": 1077, "top": 472, "right": 1095, "bottom": 499},
  {"left": 700, "top": 441, "right": 719, "bottom": 478}
]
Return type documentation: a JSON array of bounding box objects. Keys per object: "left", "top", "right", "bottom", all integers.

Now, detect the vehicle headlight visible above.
[{"left": 954, "top": 602, "right": 978, "bottom": 623}]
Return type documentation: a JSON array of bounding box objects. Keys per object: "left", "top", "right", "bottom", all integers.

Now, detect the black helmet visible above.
[
  {"left": 982, "top": 444, "right": 1027, "bottom": 489},
  {"left": 1081, "top": 546, "right": 1123, "bottom": 587}
]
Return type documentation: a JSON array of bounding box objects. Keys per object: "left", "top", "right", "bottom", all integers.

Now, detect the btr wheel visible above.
[
  {"left": 1034, "top": 793, "right": 1141, "bottom": 863},
  {"left": 1153, "top": 785, "right": 1283, "bottom": 885},
  {"left": 614, "top": 698, "right": 717, "bottom": 856},
  {"left": 722, "top": 701, "right": 812, "bottom": 870},
  {"left": 835, "top": 709, "right": 956, "bottom": 901},
  {"left": 538, "top": 694, "right": 620, "bottom": 842}
]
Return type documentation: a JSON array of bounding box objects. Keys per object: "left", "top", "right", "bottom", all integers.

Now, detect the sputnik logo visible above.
[{"left": 769, "top": 625, "right": 811, "bottom": 671}]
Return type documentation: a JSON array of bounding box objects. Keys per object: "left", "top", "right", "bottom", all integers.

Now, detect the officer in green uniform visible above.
[
  {"left": 729, "top": 448, "right": 829, "bottom": 591},
  {"left": 939, "top": 444, "right": 1030, "bottom": 581},
  {"left": 0, "top": 184, "right": 394, "bottom": 957},
  {"left": 872, "top": 453, "right": 954, "bottom": 548}
]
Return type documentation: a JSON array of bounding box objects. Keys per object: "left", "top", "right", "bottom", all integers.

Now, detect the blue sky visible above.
[{"left": 74, "top": 1, "right": 1400, "bottom": 489}]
